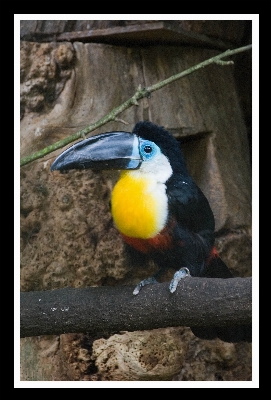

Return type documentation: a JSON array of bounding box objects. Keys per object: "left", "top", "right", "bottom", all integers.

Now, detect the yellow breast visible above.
[{"left": 111, "top": 171, "right": 168, "bottom": 239}]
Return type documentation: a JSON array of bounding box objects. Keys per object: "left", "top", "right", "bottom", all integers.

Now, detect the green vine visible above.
[{"left": 20, "top": 44, "right": 252, "bottom": 167}]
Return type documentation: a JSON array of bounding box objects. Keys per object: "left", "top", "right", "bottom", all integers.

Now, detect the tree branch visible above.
[
  {"left": 20, "top": 44, "right": 252, "bottom": 168},
  {"left": 20, "top": 277, "right": 252, "bottom": 338}
]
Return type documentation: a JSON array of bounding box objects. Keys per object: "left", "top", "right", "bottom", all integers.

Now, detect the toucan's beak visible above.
[{"left": 50, "top": 132, "right": 142, "bottom": 172}]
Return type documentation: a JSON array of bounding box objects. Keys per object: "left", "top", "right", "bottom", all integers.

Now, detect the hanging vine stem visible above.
[{"left": 20, "top": 44, "right": 252, "bottom": 167}]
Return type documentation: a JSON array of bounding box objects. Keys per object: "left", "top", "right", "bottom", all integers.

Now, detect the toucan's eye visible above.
[
  {"left": 139, "top": 139, "right": 160, "bottom": 161},
  {"left": 144, "top": 145, "right": 152, "bottom": 154}
]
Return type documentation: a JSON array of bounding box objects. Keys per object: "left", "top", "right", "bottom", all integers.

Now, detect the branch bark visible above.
[
  {"left": 20, "top": 44, "right": 252, "bottom": 167},
  {"left": 20, "top": 277, "right": 252, "bottom": 338}
]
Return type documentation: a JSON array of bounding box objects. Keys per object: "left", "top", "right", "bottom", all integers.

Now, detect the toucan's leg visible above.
[
  {"left": 133, "top": 276, "right": 159, "bottom": 295},
  {"left": 169, "top": 267, "right": 191, "bottom": 293},
  {"left": 133, "top": 267, "right": 191, "bottom": 295},
  {"left": 133, "top": 267, "right": 168, "bottom": 295}
]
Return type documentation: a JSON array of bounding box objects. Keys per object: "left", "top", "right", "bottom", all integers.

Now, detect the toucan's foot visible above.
[
  {"left": 169, "top": 267, "right": 191, "bottom": 293},
  {"left": 133, "top": 276, "right": 159, "bottom": 295}
]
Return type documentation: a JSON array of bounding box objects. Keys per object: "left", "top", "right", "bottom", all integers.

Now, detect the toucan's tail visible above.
[{"left": 191, "top": 254, "right": 252, "bottom": 343}]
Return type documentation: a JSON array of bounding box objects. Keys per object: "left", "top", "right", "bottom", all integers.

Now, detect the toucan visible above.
[{"left": 51, "top": 121, "right": 252, "bottom": 342}]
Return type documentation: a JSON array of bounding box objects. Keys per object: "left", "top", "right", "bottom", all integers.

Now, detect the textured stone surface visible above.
[
  {"left": 174, "top": 335, "right": 252, "bottom": 381},
  {"left": 20, "top": 335, "right": 67, "bottom": 381},
  {"left": 91, "top": 327, "right": 189, "bottom": 381},
  {"left": 20, "top": 41, "right": 75, "bottom": 117},
  {"left": 20, "top": 164, "right": 129, "bottom": 292}
]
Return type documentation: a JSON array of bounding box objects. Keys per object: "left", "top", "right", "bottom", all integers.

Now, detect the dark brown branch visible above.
[{"left": 20, "top": 277, "right": 252, "bottom": 338}]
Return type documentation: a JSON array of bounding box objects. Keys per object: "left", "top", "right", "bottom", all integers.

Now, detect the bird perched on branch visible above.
[{"left": 51, "top": 120, "right": 251, "bottom": 342}]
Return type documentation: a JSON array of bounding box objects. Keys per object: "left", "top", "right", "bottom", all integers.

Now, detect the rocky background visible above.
[{"left": 20, "top": 20, "right": 252, "bottom": 381}]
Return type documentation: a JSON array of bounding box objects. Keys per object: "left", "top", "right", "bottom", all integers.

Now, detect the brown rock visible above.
[
  {"left": 174, "top": 336, "right": 252, "bottom": 381},
  {"left": 92, "top": 327, "right": 189, "bottom": 381}
]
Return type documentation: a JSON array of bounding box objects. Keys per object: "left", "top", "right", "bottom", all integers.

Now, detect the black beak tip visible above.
[
  {"left": 50, "top": 156, "right": 70, "bottom": 172},
  {"left": 50, "top": 160, "right": 60, "bottom": 172},
  {"left": 50, "top": 161, "right": 71, "bottom": 173}
]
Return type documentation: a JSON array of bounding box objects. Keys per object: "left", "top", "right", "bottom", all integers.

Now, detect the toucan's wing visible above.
[
  {"left": 164, "top": 175, "right": 216, "bottom": 275},
  {"left": 166, "top": 174, "right": 215, "bottom": 236}
]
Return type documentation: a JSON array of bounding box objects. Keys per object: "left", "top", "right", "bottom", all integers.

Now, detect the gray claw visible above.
[
  {"left": 169, "top": 267, "right": 191, "bottom": 293},
  {"left": 133, "top": 276, "right": 158, "bottom": 295}
]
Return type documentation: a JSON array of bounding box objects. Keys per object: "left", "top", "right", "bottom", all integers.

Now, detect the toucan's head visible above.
[{"left": 50, "top": 121, "right": 188, "bottom": 177}]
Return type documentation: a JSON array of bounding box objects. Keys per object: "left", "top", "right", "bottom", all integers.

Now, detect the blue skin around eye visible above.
[
  {"left": 139, "top": 139, "right": 160, "bottom": 160},
  {"left": 126, "top": 137, "right": 161, "bottom": 168}
]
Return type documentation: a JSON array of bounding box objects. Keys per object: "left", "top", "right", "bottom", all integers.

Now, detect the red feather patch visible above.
[{"left": 120, "top": 219, "right": 177, "bottom": 253}]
